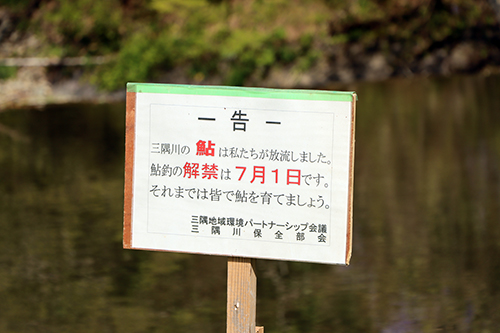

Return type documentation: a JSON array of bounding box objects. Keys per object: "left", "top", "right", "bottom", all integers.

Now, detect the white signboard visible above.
[{"left": 124, "top": 83, "right": 356, "bottom": 265}]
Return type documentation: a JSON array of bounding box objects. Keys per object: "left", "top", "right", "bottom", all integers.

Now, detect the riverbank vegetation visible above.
[{"left": 1, "top": 0, "right": 500, "bottom": 92}]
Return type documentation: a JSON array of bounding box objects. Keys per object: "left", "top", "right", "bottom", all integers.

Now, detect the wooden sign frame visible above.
[{"left": 124, "top": 83, "right": 356, "bottom": 265}]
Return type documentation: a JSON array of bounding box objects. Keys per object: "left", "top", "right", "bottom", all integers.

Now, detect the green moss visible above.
[
  {"left": 0, "top": 67, "right": 17, "bottom": 80},
  {"left": 295, "top": 50, "right": 321, "bottom": 72}
]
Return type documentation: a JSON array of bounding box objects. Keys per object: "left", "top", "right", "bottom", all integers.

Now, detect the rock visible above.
[
  {"left": 447, "top": 42, "right": 485, "bottom": 72},
  {"left": 0, "top": 67, "right": 52, "bottom": 109},
  {"left": 0, "top": 66, "right": 123, "bottom": 110},
  {"left": 364, "top": 53, "right": 393, "bottom": 81}
]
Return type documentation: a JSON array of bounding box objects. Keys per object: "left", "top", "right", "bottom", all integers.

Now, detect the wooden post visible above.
[{"left": 227, "top": 257, "right": 257, "bottom": 333}]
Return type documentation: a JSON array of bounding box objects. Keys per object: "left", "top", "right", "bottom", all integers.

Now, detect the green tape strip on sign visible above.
[{"left": 127, "top": 83, "right": 356, "bottom": 102}]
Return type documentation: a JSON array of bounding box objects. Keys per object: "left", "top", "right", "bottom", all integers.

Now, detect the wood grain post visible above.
[
  {"left": 123, "top": 91, "right": 136, "bottom": 249},
  {"left": 227, "top": 257, "right": 257, "bottom": 333}
]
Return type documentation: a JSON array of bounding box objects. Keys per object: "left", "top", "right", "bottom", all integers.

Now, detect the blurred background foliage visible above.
[
  {"left": 1, "top": 1, "right": 500, "bottom": 332},
  {"left": 1, "top": 0, "right": 499, "bottom": 89}
]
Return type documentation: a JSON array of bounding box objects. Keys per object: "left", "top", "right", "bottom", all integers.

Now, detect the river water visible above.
[{"left": 0, "top": 74, "right": 499, "bottom": 332}]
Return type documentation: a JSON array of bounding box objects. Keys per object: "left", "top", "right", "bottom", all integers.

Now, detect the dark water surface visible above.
[{"left": 1, "top": 74, "right": 499, "bottom": 332}]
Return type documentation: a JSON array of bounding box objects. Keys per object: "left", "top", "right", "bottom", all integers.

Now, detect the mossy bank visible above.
[{"left": 1, "top": 0, "right": 500, "bottom": 108}]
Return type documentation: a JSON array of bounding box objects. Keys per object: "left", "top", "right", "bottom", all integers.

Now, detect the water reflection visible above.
[{"left": 0, "top": 74, "right": 499, "bottom": 332}]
